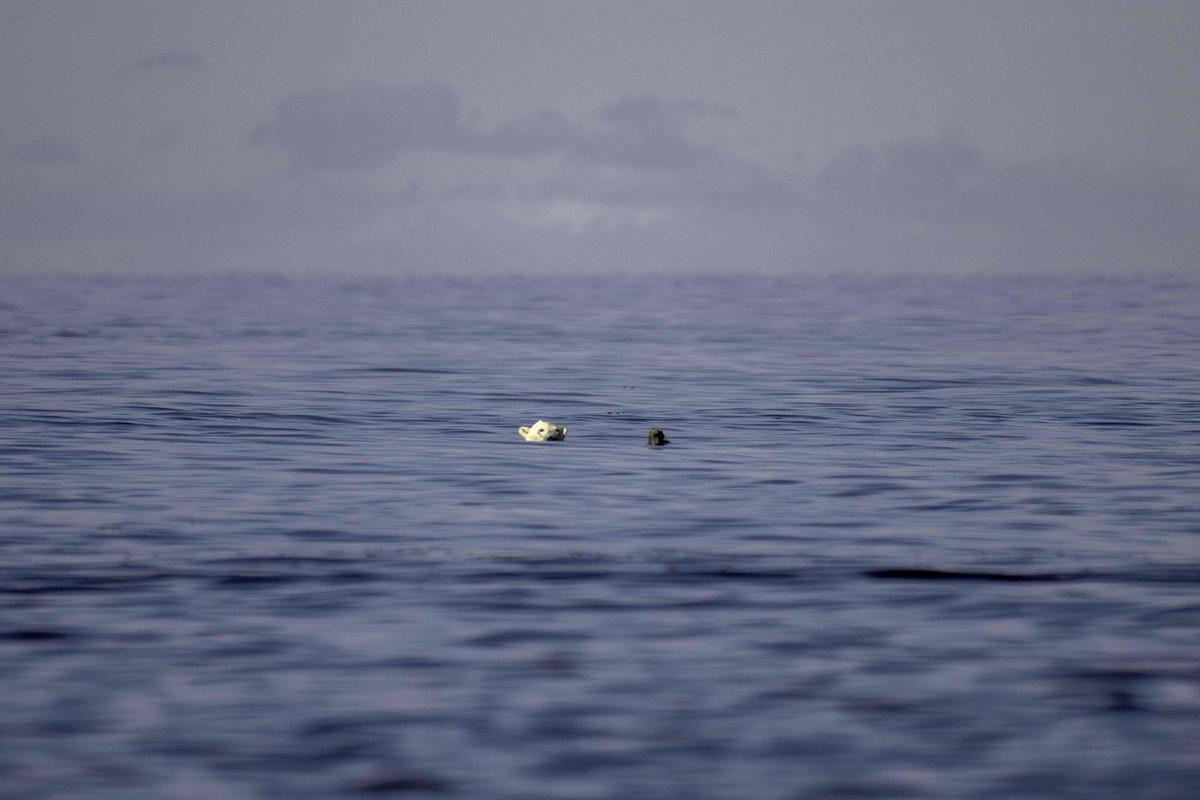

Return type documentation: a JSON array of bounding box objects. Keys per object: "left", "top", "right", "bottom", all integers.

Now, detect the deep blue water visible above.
[{"left": 1, "top": 272, "right": 1199, "bottom": 799}]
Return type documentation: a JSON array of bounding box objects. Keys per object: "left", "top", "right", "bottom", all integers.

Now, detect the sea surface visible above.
[{"left": 1, "top": 272, "right": 1198, "bottom": 799}]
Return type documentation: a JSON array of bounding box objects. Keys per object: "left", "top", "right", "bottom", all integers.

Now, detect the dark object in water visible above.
[{"left": 648, "top": 427, "right": 670, "bottom": 446}]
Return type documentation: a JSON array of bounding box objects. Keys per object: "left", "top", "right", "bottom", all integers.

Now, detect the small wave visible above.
[
  {"left": 864, "top": 568, "right": 1069, "bottom": 582},
  {"left": 353, "top": 366, "right": 458, "bottom": 375},
  {"left": 0, "top": 629, "right": 79, "bottom": 642},
  {"left": 865, "top": 567, "right": 1200, "bottom": 584}
]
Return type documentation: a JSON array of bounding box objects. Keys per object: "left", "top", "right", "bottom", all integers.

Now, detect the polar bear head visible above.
[
  {"left": 647, "top": 427, "right": 670, "bottom": 446},
  {"left": 518, "top": 420, "right": 568, "bottom": 442}
]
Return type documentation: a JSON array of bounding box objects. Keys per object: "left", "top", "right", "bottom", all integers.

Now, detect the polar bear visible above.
[
  {"left": 518, "top": 420, "right": 568, "bottom": 442},
  {"left": 647, "top": 427, "right": 670, "bottom": 446}
]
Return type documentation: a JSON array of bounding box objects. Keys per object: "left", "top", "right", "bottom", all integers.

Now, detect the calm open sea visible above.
[{"left": 1, "top": 272, "right": 1198, "bottom": 799}]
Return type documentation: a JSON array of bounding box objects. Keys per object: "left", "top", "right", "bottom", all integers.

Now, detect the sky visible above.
[{"left": 2, "top": 0, "right": 1198, "bottom": 276}]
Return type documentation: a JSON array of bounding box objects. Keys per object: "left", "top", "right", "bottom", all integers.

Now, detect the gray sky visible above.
[{"left": 2, "top": 0, "right": 1198, "bottom": 275}]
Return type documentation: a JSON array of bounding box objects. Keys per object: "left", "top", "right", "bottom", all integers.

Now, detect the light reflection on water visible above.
[{"left": 1, "top": 273, "right": 1199, "bottom": 798}]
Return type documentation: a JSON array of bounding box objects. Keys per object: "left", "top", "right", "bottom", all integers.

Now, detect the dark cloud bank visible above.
[{"left": 4, "top": 82, "right": 1198, "bottom": 275}]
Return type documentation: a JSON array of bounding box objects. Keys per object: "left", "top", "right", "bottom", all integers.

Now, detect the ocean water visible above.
[{"left": 1, "top": 272, "right": 1198, "bottom": 799}]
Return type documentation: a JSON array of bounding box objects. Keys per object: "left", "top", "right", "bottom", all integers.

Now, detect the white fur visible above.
[{"left": 518, "top": 419, "right": 568, "bottom": 442}]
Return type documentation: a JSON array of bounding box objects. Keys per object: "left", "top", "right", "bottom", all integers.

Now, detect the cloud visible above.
[
  {"left": 0, "top": 172, "right": 421, "bottom": 243},
  {"left": 249, "top": 83, "right": 466, "bottom": 171},
  {"left": 4, "top": 87, "right": 1199, "bottom": 275},
  {"left": 250, "top": 83, "right": 732, "bottom": 173},
  {"left": 566, "top": 94, "right": 725, "bottom": 170},
  {"left": 7, "top": 134, "right": 81, "bottom": 166},
  {"left": 483, "top": 109, "right": 578, "bottom": 158},
  {"left": 117, "top": 48, "right": 207, "bottom": 77},
  {"left": 472, "top": 94, "right": 721, "bottom": 169},
  {"left": 413, "top": 130, "right": 1200, "bottom": 273},
  {"left": 804, "top": 133, "right": 1200, "bottom": 270}
]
